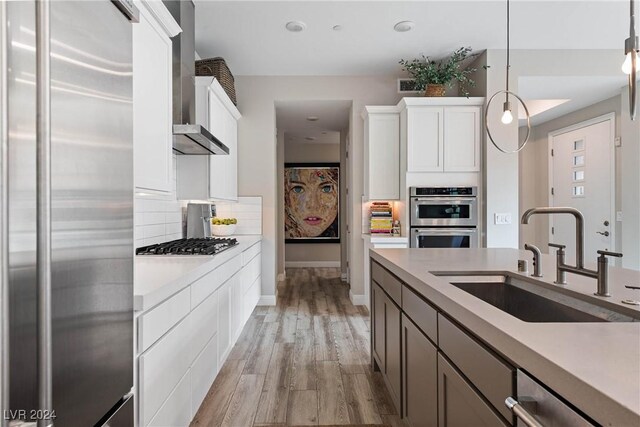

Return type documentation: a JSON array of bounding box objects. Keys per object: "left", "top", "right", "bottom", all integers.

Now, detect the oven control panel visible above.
[{"left": 411, "top": 187, "right": 477, "bottom": 197}]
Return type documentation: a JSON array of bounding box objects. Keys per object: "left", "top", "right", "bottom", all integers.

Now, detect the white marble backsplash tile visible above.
[
  {"left": 215, "top": 196, "right": 262, "bottom": 235},
  {"left": 134, "top": 155, "right": 184, "bottom": 248}
]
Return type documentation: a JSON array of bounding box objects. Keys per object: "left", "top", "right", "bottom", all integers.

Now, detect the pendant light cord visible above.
[
  {"left": 631, "top": 0, "right": 636, "bottom": 39},
  {"left": 505, "top": 0, "right": 510, "bottom": 98}
]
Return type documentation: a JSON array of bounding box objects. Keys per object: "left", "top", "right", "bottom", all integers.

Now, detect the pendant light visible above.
[
  {"left": 484, "top": 0, "right": 531, "bottom": 154},
  {"left": 623, "top": 0, "right": 638, "bottom": 120}
]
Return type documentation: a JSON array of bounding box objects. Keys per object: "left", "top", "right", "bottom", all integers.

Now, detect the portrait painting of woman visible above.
[{"left": 284, "top": 163, "right": 340, "bottom": 243}]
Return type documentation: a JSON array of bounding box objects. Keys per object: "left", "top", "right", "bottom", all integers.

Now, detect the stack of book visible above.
[{"left": 369, "top": 202, "right": 393, "bottom": 234}]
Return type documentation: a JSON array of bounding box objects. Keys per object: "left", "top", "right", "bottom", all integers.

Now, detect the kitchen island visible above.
[{"left": 370, "top": 248, "right": 640, "bottom": 427}]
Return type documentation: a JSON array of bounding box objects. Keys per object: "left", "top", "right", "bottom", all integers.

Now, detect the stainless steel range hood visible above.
[{"left": 164, "top": 0, "right": 229, "bottom": 155}]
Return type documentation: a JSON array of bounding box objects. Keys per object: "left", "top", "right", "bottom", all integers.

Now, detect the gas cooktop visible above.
[{"left": 136, "top": 237, "right": 238, "bottom": 256}]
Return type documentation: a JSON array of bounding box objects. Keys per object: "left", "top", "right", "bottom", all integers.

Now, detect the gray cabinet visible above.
[
  {"left": 402, "top": 314, "right": 438, "bottom": 427},
  {"left": 371, "top": 281, "right": 401, "bottom": 412},
  {"left": 372, "top": 282, "right": 386, "bottom": 370},
  {"left": 438, "top": 354, "right": 508, "bottom": 427},
  {"left": 438, "top": 315, "right": 514, "bottom": 421},
  {"left": 386, "top": 298, "right": 401, "bottom": 410},
  {"left": 371, "top": 259, "right": 514, "bottom": 426}
]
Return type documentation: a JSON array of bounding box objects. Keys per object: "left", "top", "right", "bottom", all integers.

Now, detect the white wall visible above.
[
  {"left": 509, "top": 49, "right": 639, "bottom": 268},
  {"left": 235, "top": 75, "right": 403, "bottom": 299},
  {"left": 620, "top": 86, "right": 640, "bottom": 269},
  {"left": 519, "top": 95, "right": 622, "bottom": 254},
  {"left": 339, "top": 130, "right": 348, "bottom": 277},
  {"left": 283, "top": 140, "right": 341, "bottom": 266},
  {"left": 484, "top": 50, "right": 520, "bottom": 248},
  {"left": 276, "top": 130, "right": 285, "bottom": 279},
  {"left": 481, "top": 49, "right": 626, "bottom": 250}
]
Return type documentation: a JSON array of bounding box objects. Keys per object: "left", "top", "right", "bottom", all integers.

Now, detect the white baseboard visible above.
[
  {"left": 258, "top": 295, "right": 276, "bottom": 306},
  {"left": 349, "top": 291, "right": 367, "bottom": 306},
  {"left": 285, "top": 261, "right": 340, "bottom": 268}
]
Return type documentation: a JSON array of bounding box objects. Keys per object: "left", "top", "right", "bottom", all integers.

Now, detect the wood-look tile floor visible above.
[{"left": 191, "top": 268, "right": 406, "bottom": 427}]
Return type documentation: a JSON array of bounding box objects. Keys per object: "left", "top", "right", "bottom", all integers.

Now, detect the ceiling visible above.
[
  {"left": 194, "top": 1, "right": 630, "bottom": 76},
  {"left": 518, "top": 75, "right": 629, "bottom": 125},
  {"left": 276, "top": 100, "right": 352, "bottom": 144}
]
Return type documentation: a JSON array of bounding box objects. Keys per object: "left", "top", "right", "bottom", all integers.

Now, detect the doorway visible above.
[
  {"left": 548, "top": 113, "right": 615, "bottom": 265},
  {"left": 275, "top": 100, "right": 352, "bottom": 279}
]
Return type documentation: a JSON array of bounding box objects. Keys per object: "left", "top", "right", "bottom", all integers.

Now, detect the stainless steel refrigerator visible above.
[{"left": 1, "top": 1, "right": 137, "bottom": 425}]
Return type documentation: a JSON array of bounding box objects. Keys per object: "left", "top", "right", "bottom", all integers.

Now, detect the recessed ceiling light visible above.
[
  {"left": 285, "top": 21, "right": 306, "bottom": 32},
  {"left": 333, "top": 25, "right": 342, "bottom": 31},
  {"left": 306, "top": 116, "right": 319, "bottom": 121},
  {"left": 394, "top": 21, "right": 415, "bottom": 32},
  {"left": 305, "top": 137, "right": 316, "bottom": 141}
]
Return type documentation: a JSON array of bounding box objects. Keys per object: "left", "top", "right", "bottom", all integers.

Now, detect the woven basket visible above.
[
  {"left": 195, "top": 57, "right": 237, "bottom": 105},
  {"left": 424, "top": 84, "right": 446, "bottom": 97}
]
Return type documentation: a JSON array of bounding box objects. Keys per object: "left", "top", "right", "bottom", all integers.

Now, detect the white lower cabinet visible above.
[
  {"left": 137, "top": 240, "right": 263, "bottom": 426},
  {"left": 139, "top": 313, "right": 193, "bottom": 426},
  {"left": 217, "top": 278, "right": 232, "bottom": 366},
  {"left": 191, "top": 335, "right": 219, "bottom": 415},
  {"left": 190, "top": 288, "right": 219, "bottom": 362},
  {"left": 246, "top": 275, "right": 261, "bottom": 322},
  {"left": 230, "top": 271, "right": 244, "bottom": 342},
  {"left": 148, "top": 369, "right": 192, "bottom": 427}
]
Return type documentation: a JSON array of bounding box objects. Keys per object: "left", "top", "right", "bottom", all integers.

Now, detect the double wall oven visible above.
[{"left": 410, "top": 187, "right": 479, "bottom": 248}]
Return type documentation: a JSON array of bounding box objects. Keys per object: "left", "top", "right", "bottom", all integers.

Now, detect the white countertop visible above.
[
  {"left": 362, "top": 233, "right": 408, "bottom": 243},
  {"left": 370, "top": 248, "right": 640, "bottom": 427},
  {"left": 134, "top": 235, "right": 262, "bottom": 311}
]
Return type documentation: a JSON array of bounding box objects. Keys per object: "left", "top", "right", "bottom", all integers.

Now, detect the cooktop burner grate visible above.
[{"left": 136, "top": 237, "right": 239, "bottom": 255}]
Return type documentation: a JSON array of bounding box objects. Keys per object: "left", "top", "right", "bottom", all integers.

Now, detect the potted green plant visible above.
[{"left": 399, "top": 47, "right": 481, "bottom": 97}]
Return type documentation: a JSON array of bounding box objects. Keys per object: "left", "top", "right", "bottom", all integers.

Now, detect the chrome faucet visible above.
[
  {"left": 521, "top": 207, "right": 623, "bottom": 297},
  {"left": 524, "top": 243, "right": 543, "bottom": 277}
]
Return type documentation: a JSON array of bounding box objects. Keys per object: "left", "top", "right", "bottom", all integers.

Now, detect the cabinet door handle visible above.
[
  {"left": 1, "top": 2, "right": 10, "bottom": 423},
  {"left": 36, "top": 1, "right": 54, "bottom": 424},
  {"left": 596, "top": 231, "right": 609, "bottom": 237},
  {"left": 505, "top": 397, "right": 544, "bottom": 427}
]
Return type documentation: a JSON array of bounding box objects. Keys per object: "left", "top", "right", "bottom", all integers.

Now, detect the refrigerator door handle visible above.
[
  {"left": 35, "top": 1, "right": 54, "bottom": 426},
  {"left": 1, "top": 2, "right": 9, "bottom": 425}
]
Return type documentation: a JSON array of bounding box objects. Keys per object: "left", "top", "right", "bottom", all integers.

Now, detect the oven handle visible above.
[
  {"left": 412, "top": 197, "right": 477, "bottom": 204},
  {"left": 413, "top": 228, "right": 477, "bottom": 235}
]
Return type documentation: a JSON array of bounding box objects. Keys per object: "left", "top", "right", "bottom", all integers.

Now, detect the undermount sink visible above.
[{"left": 433, "top": 273, "right": 638, "bottom": 323}]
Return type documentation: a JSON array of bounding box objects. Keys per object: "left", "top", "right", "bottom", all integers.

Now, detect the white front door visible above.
[{"left": 550, "top": 115, "right": 615, "bottom": 266}]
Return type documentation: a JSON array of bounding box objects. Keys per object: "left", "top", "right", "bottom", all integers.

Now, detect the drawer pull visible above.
[{"left": 505, "top": 397, "right": 544, "bottom": 427}]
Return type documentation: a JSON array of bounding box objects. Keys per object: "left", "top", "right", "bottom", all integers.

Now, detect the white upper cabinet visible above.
[
  {"left": 208, "top": 90, "right": 239, "bottom": 201},
  {"left": 401, "top": 98, "right": 483, "bottom": 173},
  {"left": 406, "top": 107, "right": 444, "bottom": 172},
  {"left": 363, "top": 107, "right": 400, "bottom": 200},
  {"left": 176, "top": 78, "right": 240, "bottom": 202},
  {"left": 443, "top": 107, "right": 481, "bottom": 172},
  {"left": 133, "top": 1, "right": 181, "bottom": 194}
]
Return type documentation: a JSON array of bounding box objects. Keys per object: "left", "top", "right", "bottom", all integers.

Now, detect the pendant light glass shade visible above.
[
  {"left": 622, "top": 51, "right": 639, "bottom": 74},
  {"left": 501, "top": 102, "right": 514, "bottom": 124},
  {"left": 484, "top": 0, "right": 531, "bottom": 154}
]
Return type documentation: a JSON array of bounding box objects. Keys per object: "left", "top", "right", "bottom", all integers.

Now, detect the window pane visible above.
[
  {"left": 573, "top": 139, "right": 585, "bottom": 151},
  {"left": 573, "top": 170, "right": 585, "bottom": 181}
]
